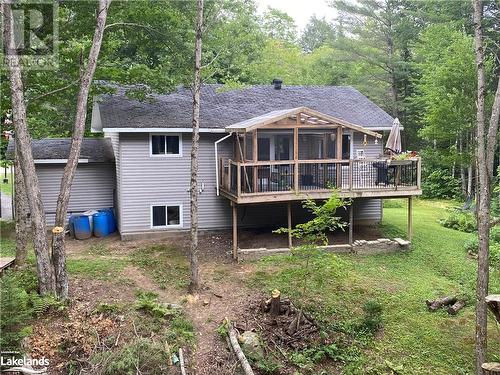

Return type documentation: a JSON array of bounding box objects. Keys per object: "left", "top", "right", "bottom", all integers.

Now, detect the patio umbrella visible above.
[{"left": 385, "top": 118, "right": 402, "bottom": 154}]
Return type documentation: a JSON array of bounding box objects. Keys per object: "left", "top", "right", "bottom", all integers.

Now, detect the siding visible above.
[
  {"left": 36, "top": 163, "right": 115, "bottom": 225},
  {"left": 119, "top": 133, "right": 233, "bottom": 235},
  {"left": 104, "top": 131, "right": 121, "bottom": 231},
  {"left": 351, "top": 131, "right": 384, "bottom": 222}
]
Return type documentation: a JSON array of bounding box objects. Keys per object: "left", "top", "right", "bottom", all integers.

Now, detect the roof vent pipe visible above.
[{"left": 272, "top": 78, "right": 282, "bottom": 90}]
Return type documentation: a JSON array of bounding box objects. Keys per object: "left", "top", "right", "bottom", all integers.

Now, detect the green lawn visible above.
[
  {"left": 1, "top": 172, "right": 13, "bottom": 196},
  {"left": 251, "top": 199, "right": 500, "bottom": 374}
]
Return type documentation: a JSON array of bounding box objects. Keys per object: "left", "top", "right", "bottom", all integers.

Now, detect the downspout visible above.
[{"left": 215, "top": 132, "right": 234, "bottom": 196}]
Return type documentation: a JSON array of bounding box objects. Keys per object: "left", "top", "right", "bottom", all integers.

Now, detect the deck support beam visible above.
[
  {"left": 287, "top": 202, "right": 292, "bottom": 249},
  {"left": 232, "top": 202, "right": 238, "bottom": 259},
  {"left": 407, "top": 196, "right": 413, "bottom": 242},
  {"left": 349, "top": 202, "right": 354, "bottom": 246}
]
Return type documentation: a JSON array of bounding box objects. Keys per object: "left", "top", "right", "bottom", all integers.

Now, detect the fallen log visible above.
[
  {"left": 228, "top": 325, "right": 255, "bottom": 375},
  {"left": 179, "top": 347, "right": 186, "bottom": 375},
  {"left": 482, "top": 362, "right": 500, "bottom": 375},
  {"left": 447, "top": 300, "right": 466, "bottom": 315},
  {"left": 426, "top": 296, "right": 457, "bottom": 311}
]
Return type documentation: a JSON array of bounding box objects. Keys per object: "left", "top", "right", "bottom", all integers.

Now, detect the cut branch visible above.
[{"left": 227, "top": 325, "right": 255, "bottom": 375}]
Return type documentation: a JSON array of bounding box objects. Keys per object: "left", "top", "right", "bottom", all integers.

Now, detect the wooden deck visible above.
[{"left": 220, "top": 157, "right": 422, "bottom": 204}]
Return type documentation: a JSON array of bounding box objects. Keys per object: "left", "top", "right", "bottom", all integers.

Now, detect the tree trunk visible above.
[
  {"left": 14, "top": 148, "right": 29, "bottom": 267},
  {"left": 52, "top": 0, "right": 110, "bottom": 299},
  {"left": 460, "top": 134, "right": 467, "bottom": 196},
  {"left": 468, "top": 164, "right": 473, "bottom": 197},
  {"left": 188, "top": 0, "right": 204, "bottom": 293},
  {"left": 472, "top": 1, "right": 500, "bottom": 372},
  {"left": 2, "top": 2, "right": 55, "bottom": 294}
]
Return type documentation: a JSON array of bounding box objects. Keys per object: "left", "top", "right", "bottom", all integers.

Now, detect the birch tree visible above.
[
  {"left": 189, "top": 0, "right": 204, "bottom": 292},
  {"left": 2, "top": 1, "right": 55, "bottom": 294},
  {"left": 472, "top": 0, "right": 500, "bottom": 372},
  {"left": 2, "top": 0, "right": 110, "bottom": 297},
  {"left": 52, "top": 0, "right": 110, "bottom": 299}
]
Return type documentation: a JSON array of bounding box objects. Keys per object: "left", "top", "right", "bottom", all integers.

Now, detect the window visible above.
[
  {"left": 150, "top": 134, "right": 181, "bottom": 156},
  {"left": 151, "top": 204, "right": 182, "bottom": 228}
]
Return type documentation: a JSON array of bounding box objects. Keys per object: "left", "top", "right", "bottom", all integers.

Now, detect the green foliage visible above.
[
  {"left": 464, "top": 230, "right": 500, "bottom": 268},
  {"left": 359, "top": 300, "right": 383, "bottom": 334},
  {"left": 421, "top": 169, "right": 461, "bottom": 199},
  {"left": 252, "top": 199, "right": 500, "bottom": 373},
  {"left": 134, "top": 291, "right": 174, "bottom": 318},
  {"left": 439, "top": 210, "right": 477, "bottom": 232},
  {"left": 66, "top": 258, "right": 128, "bottom": 280},
  {"left": 275, "top": 193, "right": 350, "bottom": 245},
  {"left": 250, "top": 354, "right": 283, "bottom": 374},
  {"left": 94, "top": 303, "right": 124, "bottom": 315},
  {"left": 91, "top": 338, "right": 168, "bottom": 375},
  {"left": 0, "top": 268, "right": 51, "bottom": 350}
]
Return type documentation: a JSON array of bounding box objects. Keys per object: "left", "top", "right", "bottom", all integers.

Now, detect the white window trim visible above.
[
  {"left": 150, "top": 203, "right": 183, "bottom": 229},
  {"left": 149, "top": 133, "right": 183, "bottom": 157}
]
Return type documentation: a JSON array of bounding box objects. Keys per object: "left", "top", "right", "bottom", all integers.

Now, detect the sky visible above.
[{"left": 256, "top": 0, "right": 337, "bottom": 32}]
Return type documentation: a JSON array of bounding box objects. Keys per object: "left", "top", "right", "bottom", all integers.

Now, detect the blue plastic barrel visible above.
[
  {"left": 73, "top": 215, "right": 92, "bottom": 240},
  {"left": 100, "top": 208, "right": 116, "bottom": 234},
  {"left": 68, "top": 215, "right": 76, "bottom": 238},
  {"left": 93, "top": 212, "right": 109, "bottom": 237}
]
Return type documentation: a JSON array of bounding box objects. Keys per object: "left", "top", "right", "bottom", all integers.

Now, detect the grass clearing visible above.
[
  {"left": 66, "top": 257, "right": 129, "bottom": 280},
  {"left": 250, "top": 199, "right": 500, "bottom": 374},
  {"left": 1, "top": 172, "right": 13, "bottom": 196},
  {"left": 130, "top": 244, "right": 189, "bottom": 290}
]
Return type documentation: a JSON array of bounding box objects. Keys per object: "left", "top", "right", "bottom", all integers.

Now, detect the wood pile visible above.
[
  {"left": 259, "top": 290, "right": 319, "bottom": 349},
  {"left": 425, "top": 296, "right": 466, "bottom": 315}
]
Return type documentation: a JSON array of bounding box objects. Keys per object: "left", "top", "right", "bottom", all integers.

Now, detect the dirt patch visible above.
[{"left": 182, "top": 261, "right": 262, "bottom": 375}]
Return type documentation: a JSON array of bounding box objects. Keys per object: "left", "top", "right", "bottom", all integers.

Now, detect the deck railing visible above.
[{"left": 220, "top": 158, "right": 421, "bottom": 197}]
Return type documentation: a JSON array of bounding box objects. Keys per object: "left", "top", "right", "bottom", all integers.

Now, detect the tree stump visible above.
[
  {"left": 485, "top": 295, "right": 500, "bottom": 324},
  {"left": 482, "top": 363, "right": 500, "bottom": 375},
  {"left": 270, "top": 289, "right": 281, "bottom": 316}
]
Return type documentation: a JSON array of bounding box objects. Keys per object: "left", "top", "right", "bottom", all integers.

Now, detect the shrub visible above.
[
  {"left": 465, "top": 233, "right": 500, "bottom": 268},
  {"left": 439, "top": 211, "right": 477, "bottom": 232},
  {"left": 360, "top": 300, "right": 383, "bottom": 334},
  {"left": 91, "top": 338, "right": 168, "bottom": 375},
  {"left": 0, "top": 268, "right": 38, "bottom": 350},
  {"left": 422, "top": 170, "right": 461, "bottom": 199},
  {"left": 135, "top": 291, "right": 175, "bottom": 318}
]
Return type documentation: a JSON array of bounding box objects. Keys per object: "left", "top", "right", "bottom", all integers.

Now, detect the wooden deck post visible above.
[
  {"left": 232, "top": 203, "right": 238, "bottom": 260},
  {"left": 336, "top": 126, "right": 342, "bottom": 188},
  {"left": 287, "top": 202, "right": 293, "bottom": 249},
  {"left": 253, "top": 130, "right": 258, "bottom": 193},
  {"left": 349, "top": 202, "right": 354, "bottom": 246},
  {"left": 407, "top": 196, "right": 413, "bottom": 242},
  {"left": 294, "top": 114, "right": 299, "bottom": 192}
]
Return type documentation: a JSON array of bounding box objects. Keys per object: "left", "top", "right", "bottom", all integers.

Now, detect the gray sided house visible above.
[{"left": 17, "top": 83, "right": 422, "bottom": 254}]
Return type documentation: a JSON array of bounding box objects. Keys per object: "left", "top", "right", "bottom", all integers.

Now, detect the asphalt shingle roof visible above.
[
  {"left": 97, "top": 84, "right": 394, "bottom": 130},
  {"left": 6, "top": 138, "right": 114, "bottom": 163}
]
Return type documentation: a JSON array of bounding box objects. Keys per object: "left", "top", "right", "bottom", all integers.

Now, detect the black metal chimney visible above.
[{"left": 272, "top": 78, "right": 283, "bottom": 90}]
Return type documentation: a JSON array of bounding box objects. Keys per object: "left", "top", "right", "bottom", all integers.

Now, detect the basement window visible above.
[
  {"left": 150, "top": 134, "right": 181, "bottom": 156},
  {"left": 151, "top": 204, "right": 182, "bottom": 228}
]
